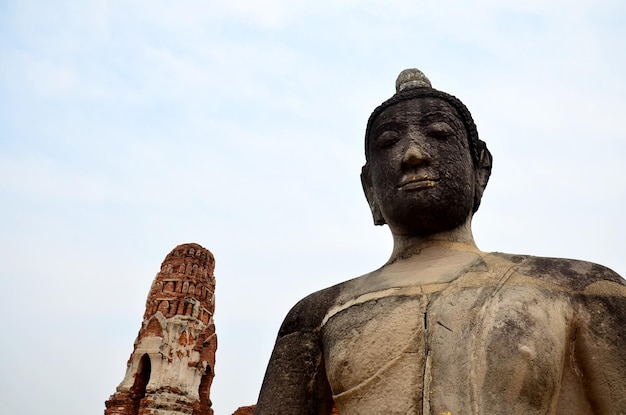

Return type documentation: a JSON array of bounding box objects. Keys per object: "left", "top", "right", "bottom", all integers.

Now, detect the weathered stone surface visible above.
[
  {"left": 254, "top": 69, "right": 626, "bottom": 414},
  {"left": 105, "top": 243, "right": 217, "bottom": 415}
]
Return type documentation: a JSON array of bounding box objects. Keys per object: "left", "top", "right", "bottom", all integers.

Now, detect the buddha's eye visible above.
[
  {"left": 376, "top": 131, "right": 400, "bottom": 148},
  {"left": 426, "top": 122, "right": 455, "bottom": 139}
]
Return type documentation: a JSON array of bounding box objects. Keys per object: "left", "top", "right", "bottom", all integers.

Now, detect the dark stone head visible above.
[{"left": 361, "top": 69, "right": 493, "bottom": 235}]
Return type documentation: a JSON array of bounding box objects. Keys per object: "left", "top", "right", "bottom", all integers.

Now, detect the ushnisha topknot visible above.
[
  {"left": 365, "top": 68, "right": 486, "bottom": 167},
  {"left": 395, "top": 68, "right": 432, "bottom": 91}
]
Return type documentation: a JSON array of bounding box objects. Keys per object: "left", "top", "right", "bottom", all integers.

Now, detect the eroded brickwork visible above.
[
  {"left": 105, "top": 243, "right": 217, "bottom": 415},
  {"left": 231, "top": 405, "right": 255, "bottom": 415}
]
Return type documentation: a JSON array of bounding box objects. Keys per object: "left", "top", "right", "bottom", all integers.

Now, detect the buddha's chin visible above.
[{"left": 383, "top": 205, "right": 471, "bottom": 236}]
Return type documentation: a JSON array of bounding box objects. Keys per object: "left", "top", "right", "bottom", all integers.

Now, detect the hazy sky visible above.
[{"left": 1, "top": 1, "right": 625, "bottom": 414}]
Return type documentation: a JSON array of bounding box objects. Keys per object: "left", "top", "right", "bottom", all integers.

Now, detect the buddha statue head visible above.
[{"left": 361, "top": 68, "right": 493, "bottom": 236}]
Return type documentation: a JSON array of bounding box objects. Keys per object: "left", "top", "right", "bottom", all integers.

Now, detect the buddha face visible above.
[{"left": 363, "top": 98, "right": 476, "bottom": 236}]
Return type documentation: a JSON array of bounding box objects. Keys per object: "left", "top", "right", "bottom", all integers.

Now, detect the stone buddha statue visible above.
[{"left": 254, "top": 69, "right": 626, "bottom": 415}]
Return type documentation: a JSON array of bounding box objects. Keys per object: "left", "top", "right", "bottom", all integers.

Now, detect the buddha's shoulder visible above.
[
  {"left": 484, "top": 251, "right": 626, "bottom": 295},
  {"left": 277, "top": 281, "right": 344, "bottom": 336},
  {"left": 278, "top": 271, "right": 384, "bottom": 335}
]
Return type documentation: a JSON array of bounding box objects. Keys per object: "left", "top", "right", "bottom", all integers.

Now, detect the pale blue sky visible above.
[{"left": 1, "top": 1, "right": 625, "bottom": 414}]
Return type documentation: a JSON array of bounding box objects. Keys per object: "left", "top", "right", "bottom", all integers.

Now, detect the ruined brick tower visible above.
[{"left": 105, "top": 243, "right": 217, "bottom": 415}]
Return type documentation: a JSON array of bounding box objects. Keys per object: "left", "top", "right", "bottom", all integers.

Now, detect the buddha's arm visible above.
[
  {"left": 255, "top": 294, "right": 335, "bottom": 415},
  {"left": 255, "top": 329, "right": 333, "bottom": 415},
  {"left": 575, "top": 281, "right": 626, "bottom": 413}
]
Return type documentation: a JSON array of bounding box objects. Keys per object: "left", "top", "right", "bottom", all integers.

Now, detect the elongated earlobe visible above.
[
  {"left": 473, "top": 140, "right": 493, "bottom": 213},
  {"left": 361, "top": 165, "right": 386, "bottom": 225}
]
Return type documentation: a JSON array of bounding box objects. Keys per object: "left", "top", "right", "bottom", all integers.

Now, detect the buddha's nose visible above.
[{"left": 402, "top": 143, "right": 427, "bottom": 166}]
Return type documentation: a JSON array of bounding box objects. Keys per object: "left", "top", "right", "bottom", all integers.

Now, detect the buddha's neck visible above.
[{"left": 388, "top": 216, "right": 479, "bottom": 263}]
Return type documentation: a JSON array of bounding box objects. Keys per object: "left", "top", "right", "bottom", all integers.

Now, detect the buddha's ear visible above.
[
  {"left": 361, "top": 164, "right": 386, "bottom": 225},
  {"left": 473, "top": 140, "right": 493, "bottom": 213}
]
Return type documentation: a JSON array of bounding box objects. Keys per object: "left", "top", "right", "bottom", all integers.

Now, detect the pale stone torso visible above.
[
  {"left": 320, "top": 247, "right": 601, "bottom": 415},
  {"left": 255, "top": 246, "right": 626, "bottom": 415}
]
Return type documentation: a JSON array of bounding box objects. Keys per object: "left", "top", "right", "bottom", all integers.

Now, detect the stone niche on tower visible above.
[{"left": 105, "top": 243, "right": 217, "bottom": 415}]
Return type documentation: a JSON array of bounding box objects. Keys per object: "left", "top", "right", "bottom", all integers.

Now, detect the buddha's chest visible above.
[{"left": 321, "top": 285, "right": 574, "bottom": 415}]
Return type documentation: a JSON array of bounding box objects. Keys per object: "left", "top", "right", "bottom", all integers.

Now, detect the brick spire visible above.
[{"left": 105, "top": 243, "right": 217, "bottom": 415}]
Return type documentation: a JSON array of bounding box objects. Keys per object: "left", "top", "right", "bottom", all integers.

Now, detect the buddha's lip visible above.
[{"left": 398, "top": 175, "right": 439, "bottom": 190}]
